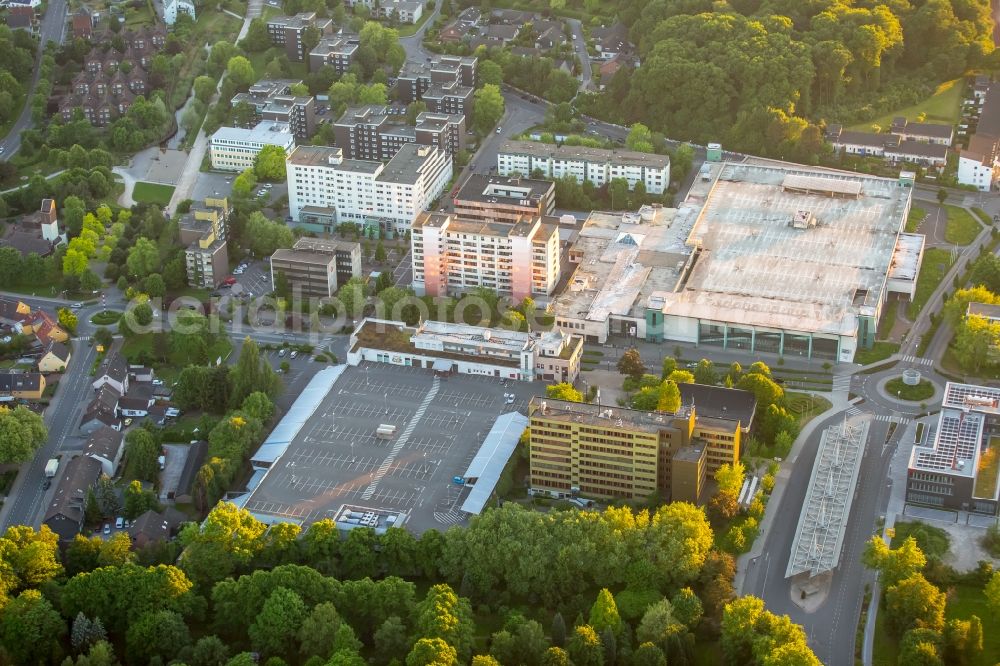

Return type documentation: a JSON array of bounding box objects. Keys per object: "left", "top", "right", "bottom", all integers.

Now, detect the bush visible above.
[{"left": 982, "top": 524, "right": 1000, "bottom": 558}]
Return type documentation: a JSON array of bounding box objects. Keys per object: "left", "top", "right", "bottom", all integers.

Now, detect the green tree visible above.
[
  {"left": 670, "top": 587, "right": 703, "bottom": 628},
  {"left": 231, "top": 339, "right": 281, "bottom": 407},
  {"left": 298, "top": 602, "right": 343, "bottom": 659},
  {"left": 58, "top": 307, "right": 79, "bottom": 334},
  {"left": 862, "top": 536, "right": 927, "bottom": 588},
  {"left": 632, "top": 643, "right": 667, "bottom": 666},
  {"left": 191, "top": 635, "right": 230, "bottom": 666},
  {"left": 546, "top": 382, "right": 583, "bottom": 402},
  {"left": 126, "top": 237, "right": 160, "bottom": 279},
  {"left": 246, "top": 211, "right": 295, "bottom": 256},
  {"left": 885, "top": 573, "right": 946, "bottom": 635},
  {"left": 473, "top": 84, "right": 505, "bottom": 135},
  {"left": 937, "top": 188, "right": 948, "bottom": 205},
  {"left": 194, "top": 75, "right": 216, "bottom": 103},
  {"left": 541, "top": 647, "right": 570, "bottom": 666},
  {"left": 125, "top": 610, "right": 190, "bottom": 664},
  {"left": 97, "top": 532, "right": 135, "bottom": 567},
  {"left": 233, "top": 168, "right": 257, "bottom": 198},
  {"left": 626, "top": 123, "right": 655, "bottom": 153},
  {"left": 714, "top": 462, "right": 745, "bottom": 496},
  {"left": 900, "top": 627, "right": 944, "bottom": 666},
  {"left": 589, "top": 588, "right": 624, "bottom": 637},
  {"left": 566, "top": 625, "right": 603, "bottom": 666},
  {"left": 479, "top": 60, "right": 503, "bottom": 86},
  {"left": 985, "top": 571, "right": 1000, "bottom": 615},
  {"left": 254, "top": 145, "right": 288, "bottom": 182},
  {"left": 125, "top": 429, "right": 160, "bottom": 482},
  {"left": 656, "top": 380, "right": 681, "bottom": 412},
  {"left": 226, "top": 55, "right": 256, "bottom": 90},
  {"left": 661, "top": 356, "right": 677, "bottom": 378},
  {"left": 0, "top": 589, "right": 66, "bottom": 664},
  {"left": 142, "top": 273, "right": 165, "bottom": 297},
  {"left": 407, "top": 638, "right": 457, "bottom": 666},
  {"left": 617, "top": 348, "right": 646, "bottom": 378},
  {"left": 415, "top": 584, "right": 475, "bottom": 661},
  {"left": 374, "top": 616, "right": 409, "bottom": 662},
  {"left": 0, "top": 406, "right": 47, "bottom": 463},
  {"left": 124, "top": 479, "right": 158, "bottom": 519},
  {"left": 249, "top": 587, "right": 307, "bottom": 659},
  {"left": 693, "top": 358, "right": 717, "bottom": 385}
]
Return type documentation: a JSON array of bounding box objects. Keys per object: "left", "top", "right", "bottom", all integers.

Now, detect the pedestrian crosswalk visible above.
[
  {"left": 844, "top": 407, "right": 910, "bottom": 425},
  {"left": 832, "top": 376, "right": 852, "bottom": 392},
  {"left": 901, "top": 355, "right": 933, "bottom": 367},
  {"left": 434, "top": 509, "right": 465, "bottom": 525}
]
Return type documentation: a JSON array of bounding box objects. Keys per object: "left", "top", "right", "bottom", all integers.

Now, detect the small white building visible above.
[
  {"left": 958, "top": 134, "right": 999, "bottom": 192},
  {"left": 210, "top": 121, "right": 295, "bottom": 172},
  {"left": 162, "top": 0, "right": 195, "bottom": 25}
]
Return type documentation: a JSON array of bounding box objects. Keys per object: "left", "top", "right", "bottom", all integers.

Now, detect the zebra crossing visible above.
[
  {"left": 832, "top": 376, "right": 852, "bottom": 392},
  {"left": 844, "top": 407, "right": 910, "bottom": 425},
  {"left": 901, "top": 355, "right": 933, "bottom": 367},
  {"left": 434, "top": 508, "right": 465, "bottom": 525},
  {"left": 361, "top": 376, "right": 441, "bottom": 500}
]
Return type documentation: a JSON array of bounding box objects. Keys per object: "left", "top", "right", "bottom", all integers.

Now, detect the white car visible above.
[
  {"left": 152, "top": 379, "right": 164, "bottom": 386},
  {"left": 70, "top": 302, "right": 83, "bottom": 309}
]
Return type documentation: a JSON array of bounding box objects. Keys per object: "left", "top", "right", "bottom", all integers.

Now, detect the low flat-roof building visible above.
[
  {"left": 528, "top": 397, "right": 702, "bottom": 501},
  {"left": 498, "top": 140, "right": 670, "bottom": 194},
  {"left": 411, "top": 211, "right": 561, "bottom": 301},
  {"left": 452, "top": 174, "right": 555, "bottom": 223},
  {"left": 269, "top": 237, "right": 361, "bottom": 298},
  {"left": 347, "top": 318, "right": 583, "bottom": 383},
  {"left": 210, "top": 121, "right": 295, "bottom": 172},
  {"left": 907, "top": 382, "right": 1000, "bottom": 515}
]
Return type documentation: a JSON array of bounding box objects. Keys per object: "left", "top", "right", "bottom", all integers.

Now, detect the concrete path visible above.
[{"left": 111, "top": 167, "right": 137, "bottom": 207}]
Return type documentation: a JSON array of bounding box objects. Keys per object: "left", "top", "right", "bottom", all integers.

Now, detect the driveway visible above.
[{"left": 566, "top": 19, "right": 592, "bottom": 92}]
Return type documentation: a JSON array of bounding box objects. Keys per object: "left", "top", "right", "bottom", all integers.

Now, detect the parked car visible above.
[
  {"left": 289, "top": 350, "right": 298, "bottom": 359},
  {"left": 71, "top": 302, "right": 83, "bottom": 309},
  {"left": 102, "top": 524, "right": 111, "bottom": 535},
  {"left": 223, "top": 277, "right": 237, "bottom": 285},
  {"left": 123, "top": 418, "right": 133, "bottom": 426},
  {"left": 42, "top": 478, "right": 51, "bottom": 490},
  {"left": 152, "top": 379, "right": 164, "bottom": 386},
  {"left": 115, "top": 516, "right": 124, "bottom": 529},
  {"left": 278, "top": 349, "right": 286, "bottom": 357}
]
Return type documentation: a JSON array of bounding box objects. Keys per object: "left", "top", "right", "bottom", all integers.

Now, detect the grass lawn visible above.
[
  {"left": 133, "top": 182, "right": 176, "bottom": 206},
  {"left": 885, "top": 376, "right": 935, "bottom": 401},
  {"left": 397, "top": 8, "right": 434, "bottom": 36},
  {"left": 944, "top": 205, "right": 983, "bottom": 246},
  {"left": 848, "top": 78, "right": 964, "bottom": 132},
  {"left": 912, "top": 247, "right": 955, "bottom": 316},
  {"left": 877, "top": 301, "right": 898, "bottom": 340},
  {"left": 90, "top": 310, "right": 122, "bottom": 326},
  {"left": 871, "top": 607, "right": 898, "bottom": 666},
  {"left": 905, "top": 206, "right": 926, "bottom": 233},
  {"left": 889, "top": 520, "right": 950, "bottom": 559},
  {"left": 943, "top": 583, "right": 1000, "bottom": 666},
  {"left": 785, "top": 392, "right": 833, "bottom": 430},
  {"left": 855, "top": 341, "right": 901, "bottom": 366}
]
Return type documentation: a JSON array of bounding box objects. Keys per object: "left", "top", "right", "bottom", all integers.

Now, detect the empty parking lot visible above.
[{"left": 244, "top": 363, "right": 541, "bottom": 532}]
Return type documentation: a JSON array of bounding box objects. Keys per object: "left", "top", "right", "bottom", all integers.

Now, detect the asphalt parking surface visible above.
[{"left": 243, "top": 362, "right": 542, "bottom": 533}]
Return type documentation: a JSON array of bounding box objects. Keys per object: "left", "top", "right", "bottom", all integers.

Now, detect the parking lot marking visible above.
[{"left": 362, "top": 377, "right": 441, "bottom": 500}]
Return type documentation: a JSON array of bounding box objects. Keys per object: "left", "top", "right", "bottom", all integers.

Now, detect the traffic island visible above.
[{"left": 880, "top": 371, "right": 939, "bottom": 404}]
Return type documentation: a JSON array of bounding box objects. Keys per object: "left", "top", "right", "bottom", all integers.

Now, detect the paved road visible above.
[
  {"left": 0, "top": 0, "right": 68, "bottom": 156},
  {"left": 566, "top": 19, "right": 591, "bottom": 92},
  {"left": 399, "top": 0, "right": 441, "bottom": 62}
]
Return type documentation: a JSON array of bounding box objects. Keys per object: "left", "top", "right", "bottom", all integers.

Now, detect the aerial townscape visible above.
[{"left": 4, "top": 0, "right": 1000, "bottom": 665}]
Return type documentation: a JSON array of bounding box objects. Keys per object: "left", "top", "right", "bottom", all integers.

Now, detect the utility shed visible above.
[{"left": 459, "top": 411, "right": 528, "bottom": 515}]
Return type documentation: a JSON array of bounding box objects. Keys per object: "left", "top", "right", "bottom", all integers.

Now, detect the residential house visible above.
[
  {"left": 532, "top": 20, "right": 565, "bottom": 50},
  {"left": 117, "top": 386, "right": 154, "bottom": 417},
  {"left": 92, "top": 352, "right": 128, "bottom": 394},
  {"left": 826, "top": 125, "right": 948, "bottom": 169},
  {"left": 889, "top": 117, "right": 954, "bottom": 146},
  {"left": 6, "top": 0, "right": 41, "bottom": 9},
  {"left": 959, "top": 84, "right": 1000, "bottom": 191},
  {"left": 591, "top": 22, "right": 630, "bottom": 60},
  {"left": 171, "top": 440, "right": 207, "bottom": 503},
  {"left": 71, "top": 8, "right": 93, "bottom": 39},
  {"left": 0, "top": 372, "right": 45, "bottom": 401},
  {"left": 0, "top": 298, "right": 31, "bottom": 331},
  {"left": 6, "top": 6, "right": 34, "bottom": 33},
  {"left": 80, "top": 386, "right": 121, "bottom": 434},
  {"left": 38, "top": 341, "right": 71, "bottom": 373},
  {"left": 82, "top": 425, "right": 124, "bottom": 477},
  {"left": 599, "top": 56, "right": 624, "bottom": 86},
  {"left": 438, "top": 21, "right": 472, "bottom": 43},
  {"left": 129, "top": 365, "right": 155, "bottom": 383},
  {"left": 128, "top": 507, "right": 188, "bottom": 549},
  {"left": 1, "top": 198, "right": 64, "bottom": 258},
  {"left": 491, "top": 8, "right": 530, "bottom": 24},
  {"left": 43, "top": 455, "right": 102, "bottom": 543},
  {"left": 27, "top": 310, "right": 69, "bottom": 346},
  {"left": 485, "top": 23, "right": 519, "bottom": 43}
]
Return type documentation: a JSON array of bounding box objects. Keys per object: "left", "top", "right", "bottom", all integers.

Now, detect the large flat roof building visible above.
[
  {"left": 411, "top": 211, "right": 561, "bottom": 301},
  {"left": 270, "top": 236, "right": 361, "bottom": 297},
  {"left": 210, "top": 121, "right": 295, "bottom": 172},
  {"left": 498, "top": 140, "right": 670, "bottom": 194},
  {"left": 907, "top": 382, "right": 1000, "bottom": 515},
  {"left": 286, "top": 143, "right": 452, "bottom": 234}
]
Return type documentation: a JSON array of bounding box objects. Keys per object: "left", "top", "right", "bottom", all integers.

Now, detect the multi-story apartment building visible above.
[
  {"left": 498, "top": 140, "right": 671, "bottom": 194},
  {"left": 179, "top": 197, "right": 230, "bottom": 288},
  {"left": 209, "top": 121, "right": 295, "bottom": 172},
  {"left": 333, "top": 105, "right": 465, "bottom": 159},
  {"left": 231, "top": 79, "right": 316, "bottom": 141},
  {"left": 309, "top": 35, "right": 358, "bottom": 74},
  {"left": 453, "top": 174, "right": 556, "bottom": 223},
  {"left": 677, "top": 382, "right": 756, "bottom": 473},
  {"left": 959, "top": 84, "right": 1000, "bottom": 192},
  {"left": 266, "top": 12, "right": 334, "bottom": 61},
  {"left": 411, "top": 211, "right": 560, "bottom": 301},
  {"left": 396, "top": 55, "right": 476, "bottom": 120},
  {"left": 269, "top": 237, "right": 362, "bottom": 297},
  {"left": 907, "top": 382, "right": 1000, "bottom": 516},
  {"left": 344, "top": 0, "right": 425, "bottom": 23},
  {"left": 528, "top": 398, "right": 707, "bottom": 502},
  {"left": 286, "top": 143, "right": 452, "bottom": 234}
]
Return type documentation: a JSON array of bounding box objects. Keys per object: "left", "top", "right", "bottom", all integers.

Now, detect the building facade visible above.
[
  {"left": 333, "top": 105, "right": 465, "bottom": 160},
  {"left": 231, "top": 79, "right": 316, "bottom": 141},
  {"left": 411, "top": 211, "right": 561, "bottom": 301},
  {"left": 452, "top": 174, "right": 556, "bottom": 222},
  {"left": 528, "top": 398, "right": 706, "bottom": 501},
  {"left": 498, "top": 140, "right": 670, "bottom": 194},
  {"left": 286, "top": 143, "right": 452, "bottom": 233},
  {"left": 209, "top": 121, "right": 295, "bottom": 172},
  {"left": 179, "top": 197, "right": 230, "bottom": 288},
  {"left": 269, "top": 237, "right": 361, "bottom": 298},
  {"left": 906, "top": 382, "right": 1000, "bottom": 515},
  {"left": 347, "top": 318, "right": 583, "bottom": 383},
  {"left": 309, "top": 36, "right": 357, "bottom": 74},
  {"left": 266, "top": 12, "right": 334, "bottom": 61}
]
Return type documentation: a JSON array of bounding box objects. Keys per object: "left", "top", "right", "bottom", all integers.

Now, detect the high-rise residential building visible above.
[
  {"left": 344, "top": 0, "right": 425, "bottom": 23},
  {"left": 269, "top": 237, "right": 362, "bottom": 297},
  {"left": 411, "top": 211, "right": 560, "bottom": 301},
  {"left": 498, "top": 140, "right": 670, "bottom": 194},
  {"left": 179, "top": 197, "right": 230, "bottom": 288},
  {"left": 266, "top": 12, "right": 334, "bottom": 61},
  {"left": 396, "top": 55, "right": 476, "bottom": 120},
  {"left": 209, "top": 121, "right": 295, "bottom": 172},
  {"left": 528, "top": 398, "right": 707, "bottom": 502},
  {"left": 286, "top": 143, "right": 452, "bottom": 234},
  {"left": 231, "top": 79, "right": 316, "bottom": 141},
  {"left": 309, "top": 35, "right": 358, "bottom": 74},
  {"left": 333, "top": 105, "right": 465, "bottom": 160},
  {"left": 453, "top": 174, "right": 556, "bottom": 223}
]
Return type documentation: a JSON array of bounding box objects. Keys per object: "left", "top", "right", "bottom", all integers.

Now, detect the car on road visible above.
[
  {"left": 42, "top": 478, "right": 51, "bottom": 490},
  {"left": 685, "top": 362, "right": 699, "bottom": 369},
  {"left": 70, "top": 302, "right": 83, "bottom": 309},
  {"left": 496, "top": 127, "right": 502, "bottom": 133}
]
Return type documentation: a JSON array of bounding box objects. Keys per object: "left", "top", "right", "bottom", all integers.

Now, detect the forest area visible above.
[{"left": 579, "top": 0, "right": 996, "bottom": 161}]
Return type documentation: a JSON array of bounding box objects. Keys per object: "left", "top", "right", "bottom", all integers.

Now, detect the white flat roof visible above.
[
  {"left": 660, "top": 162, "right": 911, "bottom": 336},
  {"left": 888, "top": 233, "right": 925, "bottom": 282}
]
